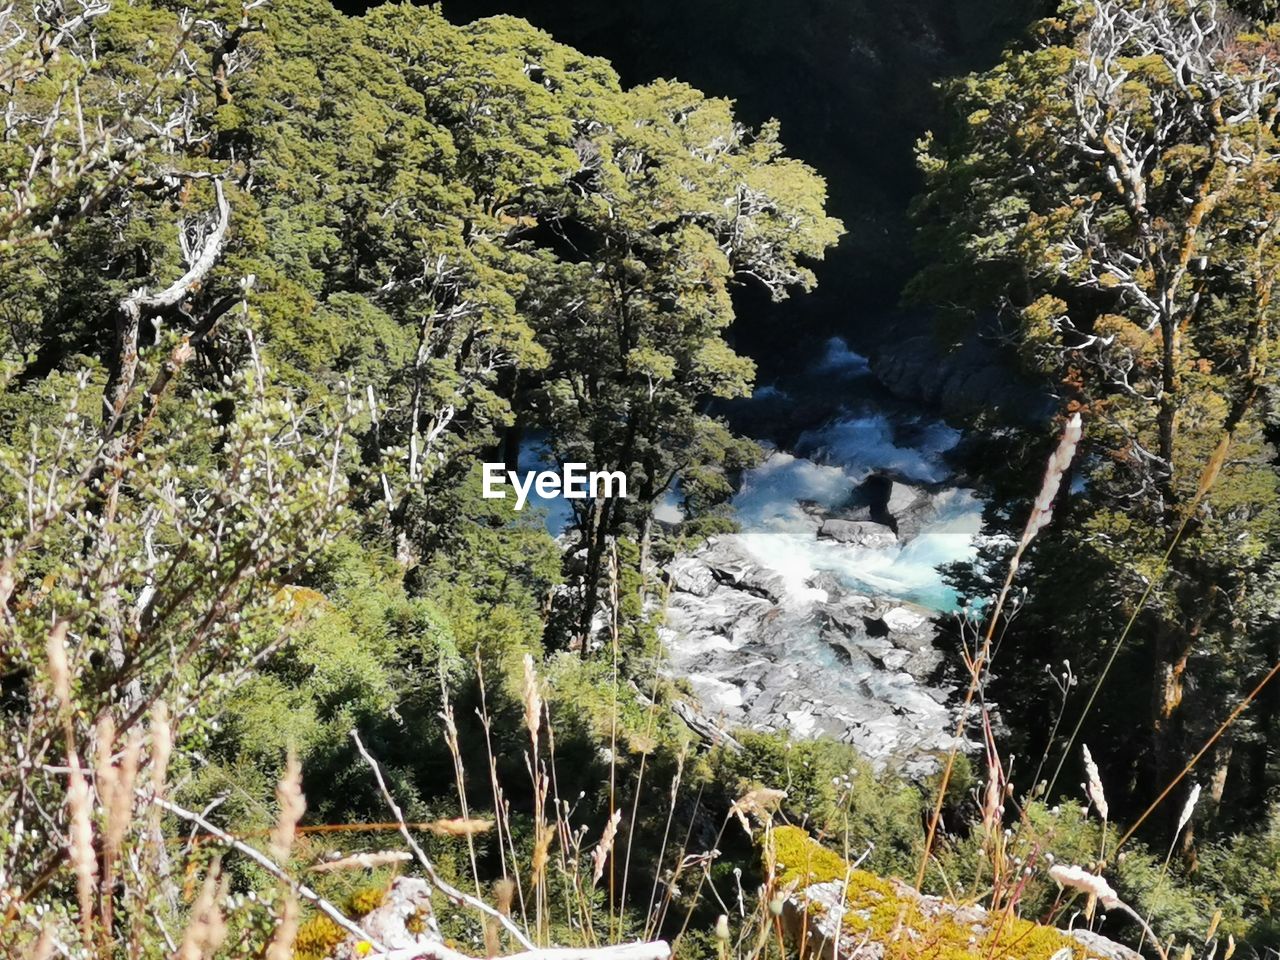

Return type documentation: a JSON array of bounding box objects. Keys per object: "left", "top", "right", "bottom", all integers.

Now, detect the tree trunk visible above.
[
  {"left": 638, "top": 515, "right": 653, "bottom": 603},
  {"left": 1151, "top": 618, "right": 1192, "bottom": 790},
  {"left": 577, "top": 414, "right": 639, "bottom": 654},
  {"left": 577, "top": 495, "right": 614, "bottom": 656},
  {"left": 503, "top": 421, "right": 524, "bottom": 475}
]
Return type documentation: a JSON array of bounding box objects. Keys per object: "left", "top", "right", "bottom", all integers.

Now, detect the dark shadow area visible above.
[{"left": 336, "top": 0, "right": 1045, "bottom": 377}]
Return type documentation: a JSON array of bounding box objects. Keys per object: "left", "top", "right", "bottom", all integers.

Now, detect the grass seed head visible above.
[
  {"left": 1176, "top": 783, "right": 1201, "bottom": 838},
  {"left": 1047, "top": 863, "right": 1120, "bottom": 909},
  {"left": 269, "top": 751, "right": 306, "bottom": 862},
  {"left": 522, "top": 653, "right": 543, "bottom": 743},
  {"left": 592, "top": 809, "right": 623, "bottom": 886},
  {"left": 1020, "top": 412, "right": 1083, "bottom": 548},
  {"left": 1082, "top": 744, "right": 1109, "bottom": 820}
]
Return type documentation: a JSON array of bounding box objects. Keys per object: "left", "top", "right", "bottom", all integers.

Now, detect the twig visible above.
[
  {"left": 143, "top": 791, "right": 379, "bottom": 949},
  {"left": 350, "top": 729, "right": 537, "bottom": 951}
]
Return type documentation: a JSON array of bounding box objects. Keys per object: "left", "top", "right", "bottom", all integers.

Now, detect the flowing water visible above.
[
  {"left": 726, "top": 337, "right": 981, "bottom": 612},
  {"left": 523, "top": 336, "right": 982, "bottom": 612},
  {"left": 516, "top": 337, "right": 983, "bottom": 761},
  {"left": 651, "top": 338, "right": 982, "bottom": 764}
]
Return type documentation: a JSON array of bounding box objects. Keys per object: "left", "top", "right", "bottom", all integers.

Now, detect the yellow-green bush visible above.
[{"left": 293, "top": 883, "right": 389, "bottom": 960}]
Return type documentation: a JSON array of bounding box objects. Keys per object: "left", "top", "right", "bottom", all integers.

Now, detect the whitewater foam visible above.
[
  {"left": 811, "top": 337, "right": 872, "bottom": 377},
  {"left": 732, "top": 449, "right": 980, "bottom": 611},
  {"left": 796, "top": 414, "right": 959, "bottom": 483}
]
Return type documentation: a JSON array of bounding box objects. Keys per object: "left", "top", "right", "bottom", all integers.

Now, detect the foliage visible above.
[
  {"left": 913, "top": 0, "right": 1280, "bottom": 839},
  {"left": 10, "top": 0, "right": 1280, "bottom": 956},
  {"left": 709, "top": 732, "right": 929, "bottom": 881},
  {"left": 0, "top": 0, "right": 842, "bottom": 954}
]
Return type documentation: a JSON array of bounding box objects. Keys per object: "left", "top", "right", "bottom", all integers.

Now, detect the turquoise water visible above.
[
  {"left": 731, "top": 449, "right": 979, "bottom": 612},
  {"left": 729, "top": 339, "right": 981, "bottom": 612},
  {"left": 527, "top": 338, "right": 981, "bottom": 611}
]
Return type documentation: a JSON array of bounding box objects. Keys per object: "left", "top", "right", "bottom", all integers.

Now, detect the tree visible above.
[
  {"left": 914, "top": 0, "right": 1280, "bottom": 828},
  {"left": 526, "top": 80, "right": 844, "bottom": 645},
  {"left": 0, "top": 0, "right": 853, "bottom": 949}
]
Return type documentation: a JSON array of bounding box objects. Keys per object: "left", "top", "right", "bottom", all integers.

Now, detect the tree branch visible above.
[{"left": 350, "top": 729, "right": 538, "bottom": 951}]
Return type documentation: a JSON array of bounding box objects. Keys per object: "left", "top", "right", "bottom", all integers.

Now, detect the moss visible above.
[
  {"left": 838, "top": 898, "right": 1093, "bottom": 960},
  {"left": 346, "top": 885, "right": 387, "bottom": 917},
  {"left": 769, "top": 826, "right": 1100, "bottom": 960},
  {"left": 773, "top": 825, "right": 893, "bottom": 893},
  {"left": 292, "top": 882, "right": 388, "bottom": 960},
  {"left": 293, "top": 914, "right": 345, "bottom": 960}
]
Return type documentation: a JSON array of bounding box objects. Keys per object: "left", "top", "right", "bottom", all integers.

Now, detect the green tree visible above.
[
  {"left": 1, "top": 2, "right": 843, "bottom": 951},
  {"left": 526, "top": 80, "right": 843, "bottom": 644},
  {"left": 913, "top": 0, "right": 1280, "bottom": 829}
]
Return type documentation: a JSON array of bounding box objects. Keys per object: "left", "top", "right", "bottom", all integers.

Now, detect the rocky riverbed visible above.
[{"left": 659, "top": 469, "right": 974, "bottom": 778}]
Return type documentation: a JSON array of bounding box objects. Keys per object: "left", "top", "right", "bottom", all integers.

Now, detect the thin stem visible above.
[{"left": 350, "top": 729, "right": 536, "bottom": 951}]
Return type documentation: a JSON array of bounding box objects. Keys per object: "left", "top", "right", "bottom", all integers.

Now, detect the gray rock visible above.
[
  {"left": 783, "top": 876, "right": 1141, "bottom": 960},
  {"left": 659, "top": 533, "right": 971, "bottom": 776},
  {"left": 665, "top": 555, "right": 719, "bottom": 597},
  {"left": 818, "top": 519, "right": 898, "bottom": 548},
  {"left": 883, "top": 480, "right": 942, "bottom": 542},
  {"left": 1067, "top": 929, "right": 1144, "bottom": 960},
  {"left": 871, "top": 319, "right": 1055, "bottom": 424},
  {"left": 845, "top": 472, "right": 946, "bottom": 543},
  {"left": 696, "top": 537, "right": 790, "bottom": 601}
]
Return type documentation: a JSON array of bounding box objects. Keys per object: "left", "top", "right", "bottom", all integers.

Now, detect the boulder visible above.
[
  {"left": 871, "top": 317, "right": 1055, "bottom": 424},
  {"left": 697, "top": 537, "right": 790, "bottom": 601},
  {"left": 845, "top": 472, "right": 945, "bottom": 543},
  {"left": 659, "top": 533, "right": 969, "bottom": 775},
  {"left": 665, "top": 555, "right": 719, "bottom": 597},
  {"left": 881, "top": 605, "right": 927, "bottom": 633},
  {"left": 773, "top": 826, "right": 1142, "bottom": 960},
  {"left": 818, "top": 519, "right": 898, "bottom": 548},
  {"left": 1068, "top": 930, "right": 1144, "bottom": 960}
]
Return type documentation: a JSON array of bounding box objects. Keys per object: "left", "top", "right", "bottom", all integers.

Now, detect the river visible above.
[
  {"left": 725, "top": 336, "right": 981, "bottom": 613},
  {"left": 515, "top": 333, "right": 982, "bottom": 772}
]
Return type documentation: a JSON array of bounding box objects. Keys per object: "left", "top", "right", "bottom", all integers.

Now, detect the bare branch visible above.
[
  {"left": 350, "top": 729, "right": 538, "bottom": 952},
  {"left": 145, "top": 791, "right": 383, "bottom": 950}
]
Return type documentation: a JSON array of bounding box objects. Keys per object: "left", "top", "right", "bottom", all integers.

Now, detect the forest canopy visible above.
[
  {"left": 913, "top": 0, "right": 1280, "bottom": 883},
  {"left": 0, "top": 0, "right": 842, "bottom": 954},
  {"left": 9, "top": 0, "right": 1280, "bottom": 958}
]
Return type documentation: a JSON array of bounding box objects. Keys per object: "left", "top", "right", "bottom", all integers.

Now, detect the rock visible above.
[
  {"left": 871, "top": 318, "right": 1055, "bottom": 424},
  {"left": 884, "top": 480, "right": 942, "bottom": 542},
  {"left": 659, "top": 533, "right": 970, "bottom": 775},
  {"left": 817, "top": 519, "right": 898, "bottom": 548},
  {"left": 1067, "top": 930, "right": 1144, "bottom": 960},
  {"left": 697, "top": 537, "right": 790, "bottom": 601},
  {"left": 332, "top": 877, "right": 437, "bottom": 959},
  {"left": 845, "top": 472, "right": 945, "bottom": 543},
  {"left": 665, "top": 555, "right": 719, "bottom": 597},
  {"left": 882, "top": 605, "right": 927, "bottom": 634},
  {"left": 774, "top": 828, "right": 1141, "bottom": 960},
  {"left": 883, "top": 480, "right": 920, "bottom": 516}
]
